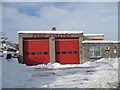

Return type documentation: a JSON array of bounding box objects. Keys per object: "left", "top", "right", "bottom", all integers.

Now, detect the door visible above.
[
  {"left": 55, "top": 38, "right": 80, "bottom": 64},
  {"left": 23, "top": 39, "right": 49, "bottom": 66}
]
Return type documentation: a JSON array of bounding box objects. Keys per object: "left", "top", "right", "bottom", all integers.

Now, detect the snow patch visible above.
[
  {"left": 47, "top": 62, "right": 61, "bottom": 69},
  {"left": 82, "top": 40, "right": 119, "bottom": 43},
  {"left": 83, "top": 34, "right": 104, "bottom": 36},
  {"left": 18, "top": 31, "right": 83, "bottom": 34},
  {"left": 2, "top": 58, "right": 31, "bottom": 88}
]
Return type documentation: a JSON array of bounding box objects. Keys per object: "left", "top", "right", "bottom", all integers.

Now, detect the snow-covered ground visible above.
[
  {"left": 0, "top": 52, "right": 2, "bottom": 90},
  {"left": 1, "top": 53, "right": 119, "bottom": 88}
]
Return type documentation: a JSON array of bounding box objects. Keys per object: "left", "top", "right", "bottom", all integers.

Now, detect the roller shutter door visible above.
[
  {"left": 23, "top": 39, "right": 49, "bottom": 66},
  {"left": 55, "top": 39, "right": 80, "bottom": 64}
]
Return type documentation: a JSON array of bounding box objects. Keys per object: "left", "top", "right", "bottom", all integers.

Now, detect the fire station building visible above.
[{"left": 18, "top": 31, "right": 119, "bottom": 66}]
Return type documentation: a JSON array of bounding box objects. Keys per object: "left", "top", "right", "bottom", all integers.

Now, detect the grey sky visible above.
[{"left": 2, "top": 2, "right": 118, "bottom": 43}]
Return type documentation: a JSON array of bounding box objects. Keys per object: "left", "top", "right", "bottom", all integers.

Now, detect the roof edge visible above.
[
  {"left": 18, "top": 31, "right": 84, "bottom": 34},
  {"left": 83, "top": 34, "right": 104, "bottom": 36},
  {"left": 82, "top": 40, "right": 120, "bottom": 43}
]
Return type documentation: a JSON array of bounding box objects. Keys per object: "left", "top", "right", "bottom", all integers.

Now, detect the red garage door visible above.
[
  {"left": 23, "top": 39, "right": 49, "bottom": 66},
  {"left": 55, "top": 38, "right": 80, "bottom": 64}
]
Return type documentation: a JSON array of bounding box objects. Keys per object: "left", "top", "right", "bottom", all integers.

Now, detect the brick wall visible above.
[{"left": 81, "top": 43, "right": 120, "bottom": 63}]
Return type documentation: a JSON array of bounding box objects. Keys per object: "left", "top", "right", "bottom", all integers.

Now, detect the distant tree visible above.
[
  {"left": 0, "top": 31, "right": 18, "bottom": 51},
  {"left": 0, "top": 31, "right": 8, "bottom": 43}
]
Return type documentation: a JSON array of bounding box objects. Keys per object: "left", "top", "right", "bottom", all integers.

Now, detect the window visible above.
[
  {"left": 113, "top": 46, "right": 117, "bottom": 54},
  {"left": 38, "top": 52, "right": 42, "bottom": 55},
  {"left": 31, "top": 52, "right": 36, "bottom": 55},
  {"left": 43, "top": 52, "right": 48, "bottom": 55},
  {"left": 62, "top": 51, "right": 66, "bottom": 54},
  {"left": 68, "top": 51, "right": 72, "bottom": 54},
  {"left": 113, "top": 49, "right": 117, "bottom": 54},
  {"left": 24, "top": 52, "right": 30, "bottom": 56},
  {"left": 56, "top": 51, "right": 60, "bottom": 54},
  {"left": 89, "top": 47, "right": 102, "bottom": 58},
  {"left": 74, "top": 51, "right": 78, "bottom": 54},
  {"left": 105, "top": 46, "right": 110, "bottom": 51}
]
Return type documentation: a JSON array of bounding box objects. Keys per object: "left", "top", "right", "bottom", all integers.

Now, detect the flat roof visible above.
[
  {"left": 82, "top": 40, "right": 119, "bottom": 43},
  {"left": 83, "top": 34, "right": 104, "bottom": 36},
  {"left": 18, "top": 31, "right": 83, "bottom": 34}
]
